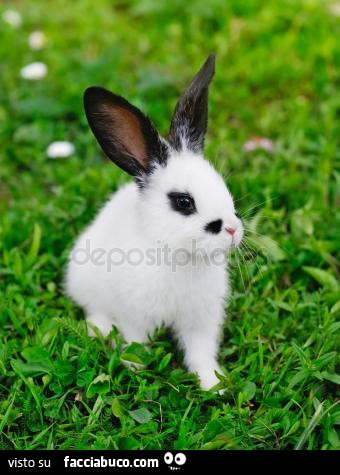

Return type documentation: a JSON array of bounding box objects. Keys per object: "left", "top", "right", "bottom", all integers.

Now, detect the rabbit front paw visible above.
[{"left": 197, "top": 366, "right": 222, "bottom": 391}]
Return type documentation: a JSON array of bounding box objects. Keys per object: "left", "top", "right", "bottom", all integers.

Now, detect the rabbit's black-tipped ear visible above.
[
  {"left": 169, "top": 54, "right": 215, "bottom": 154},
  {"left": 84, "top": 87, "right": 167, "bottom": 177}
]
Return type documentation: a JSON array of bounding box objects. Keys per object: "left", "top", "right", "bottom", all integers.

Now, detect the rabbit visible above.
[{"left": 65, "top": 55, "right": 243, "bottom": 390}]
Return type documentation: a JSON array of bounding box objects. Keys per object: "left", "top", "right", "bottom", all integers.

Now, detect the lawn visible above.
[{"left": 0, "top": 0, "right": 339, "bottom": 450}]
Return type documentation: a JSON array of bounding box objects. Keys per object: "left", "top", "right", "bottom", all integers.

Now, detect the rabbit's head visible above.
[{"left": 84, "top": 55, "right": 243, "bottom": 254}]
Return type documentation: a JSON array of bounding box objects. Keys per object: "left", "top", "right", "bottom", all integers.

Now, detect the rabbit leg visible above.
[
  {"left": 118, "top": 321, "right": 149, "bottom": 345},
  {"left": 176, "top": 320, "right": 223, "bottom": 390},
  {"left": 86, "top": 313, "right": 113, "bottom": 337}
]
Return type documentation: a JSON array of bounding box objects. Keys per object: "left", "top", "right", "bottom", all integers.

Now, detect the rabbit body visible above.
[{"left": 65, "top": 56, "right": 243, "bottom": 389}]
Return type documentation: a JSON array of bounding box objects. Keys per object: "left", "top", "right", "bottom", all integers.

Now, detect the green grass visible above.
[{"left": 0, "top": 0, "right": 339, "bottom": 450}]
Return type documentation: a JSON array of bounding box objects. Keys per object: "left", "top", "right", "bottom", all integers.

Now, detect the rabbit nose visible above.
[{"left": 225, "top": 227, "right": 236, "bottom": 236}]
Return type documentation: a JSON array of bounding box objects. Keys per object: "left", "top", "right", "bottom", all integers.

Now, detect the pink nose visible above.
[{"left": 225, "top": 227, "right": 236, "bottom": 236}]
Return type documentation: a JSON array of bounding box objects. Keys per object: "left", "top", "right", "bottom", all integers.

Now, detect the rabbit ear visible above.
[
  {"left": 84, "top": 87, "right": 168, "bottom": 177},
  {"left": 169, "top": 54, "right": 215, "bottom": 154}
]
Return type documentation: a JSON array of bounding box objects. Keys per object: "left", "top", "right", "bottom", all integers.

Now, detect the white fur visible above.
[{"left": 65, "top": 149, "right": 243, "bottom": 390}]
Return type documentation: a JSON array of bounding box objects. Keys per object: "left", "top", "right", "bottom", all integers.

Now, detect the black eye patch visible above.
[
  {"left": 167, "top": 192, "right": 197, "bottom": 216},
  {"left": 205, "top": 219, "right": 222, "bottom": 234}
]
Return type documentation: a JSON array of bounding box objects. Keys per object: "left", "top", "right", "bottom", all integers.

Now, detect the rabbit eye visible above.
[
  {"left": 177, "top": 196, "right": 192, "bottom": 209},
  {"left": 167, "top": 192, "right": 196, "bottom": 216}
]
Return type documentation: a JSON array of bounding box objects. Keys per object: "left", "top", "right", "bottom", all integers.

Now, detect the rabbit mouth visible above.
[{"left": 230, "top": 236, "right": 242, "bottom": 248}]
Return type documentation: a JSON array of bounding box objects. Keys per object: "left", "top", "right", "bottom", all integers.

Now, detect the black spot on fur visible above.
[
  {"left": 205, "top": 219, "right": 222, "bottom": 234},
  {"left": 167, "top": 191, "right": 197, "bottom": 216}
]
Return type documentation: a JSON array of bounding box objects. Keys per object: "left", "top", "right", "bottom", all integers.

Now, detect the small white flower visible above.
[
  {"left": 28, "top": 31, "right": 46, "bottom": 50},
  {"left": 46, "top": 141, "right": 75, "bottom": 159},
  {"left": 20, "top": 62, "right": 47, "bottom": 80},
  {"left": 329, "top": 2, "right": 340, "bottom": 17},
  {"left": 259, "top": 138, "right": 274, "bottom": 152},
  {"left": 243, "top": 140, "right": 256, "bottom": 152},
  {"left": 243, "top": 137, "right": 274, "bottom": 153},
  {"left": 2, "top": 9, "right": 22, "bottom": 27}
]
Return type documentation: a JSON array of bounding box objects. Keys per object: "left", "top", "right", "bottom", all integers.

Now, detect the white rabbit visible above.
[{"left": 65, "top": 55, "right": 243, "bottom": 390}]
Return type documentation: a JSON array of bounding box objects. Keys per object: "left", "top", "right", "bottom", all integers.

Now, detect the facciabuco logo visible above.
[{"left": 164, "top": 452, "right": 187, "bottom": 470}]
